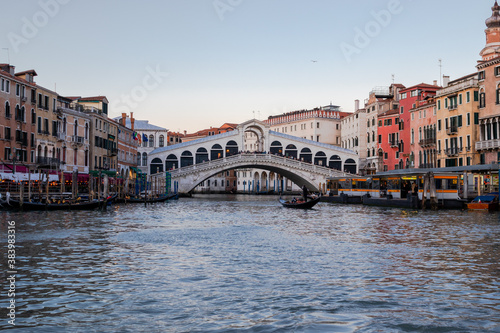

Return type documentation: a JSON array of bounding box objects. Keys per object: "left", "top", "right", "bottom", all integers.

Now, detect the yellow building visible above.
[
  {"left": 435, "top": 73, "right": 480, "bottom": 167},
  {"left": 33, "top": 84, "right": 64, "bottom": 171},
  {"left": 76, "top": 96, "right": 118, "bottom": 171}
]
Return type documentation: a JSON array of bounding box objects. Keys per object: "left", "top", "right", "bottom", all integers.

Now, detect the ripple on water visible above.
[{"left": 1, "top": 195, "right": 499, "bottom": 332}]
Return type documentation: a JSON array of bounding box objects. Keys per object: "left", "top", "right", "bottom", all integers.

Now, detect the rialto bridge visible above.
[{"left": 148, "top": 120, "right": 359, "bottom": 195}]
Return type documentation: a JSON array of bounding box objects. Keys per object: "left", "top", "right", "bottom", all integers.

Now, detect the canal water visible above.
[{"left": 1, "top": 195, "right": 499, "bottom": 332}]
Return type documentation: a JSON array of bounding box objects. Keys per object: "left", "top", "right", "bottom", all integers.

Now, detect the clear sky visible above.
[{"left": 0, "top": 0, "right": 492, "bottom": 132}]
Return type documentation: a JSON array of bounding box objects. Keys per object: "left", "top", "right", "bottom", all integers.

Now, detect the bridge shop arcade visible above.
[{"left": 325, "top": 164, "right": 500, "bottom": 210}]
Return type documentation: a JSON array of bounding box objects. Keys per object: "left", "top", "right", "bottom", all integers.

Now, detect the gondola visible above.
[
  {"left": 116, "top": 193, "right": 178, "bottom": 204},
  {"left": 7, "top": 194, "right": 117, "bottom": 211},
  {"left": 279, "top": 196, "right": 320, "bottom": 209}
]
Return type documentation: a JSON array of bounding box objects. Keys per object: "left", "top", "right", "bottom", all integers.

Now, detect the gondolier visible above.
[{"left": 302, "top": 185, "right": 308, "bottom": 202}]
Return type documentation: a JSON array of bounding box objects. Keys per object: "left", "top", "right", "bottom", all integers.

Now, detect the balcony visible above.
[
  {"left": 72, "top": 135, "right": 85, "bottom": 145},
  {"left": 389, "top": 140, "right": 398, "bottom": 148},
  {"left": 57, "top": 132, "right": 66, "bottom": 142},
  {"left": 21, "top": 96, "right": 27, "bottom": 102},
  {"left": 419, "top": 138, "right": 436, "bottom": 147},
  {"left": 419, "top": 163, "right": 435, "bottom": 169},
  {"left": 37, "top": 157, "right": 61, "bottom": 167},
  {"left": 444, "top": 147, "right": 462, "bottom": 157},
  {"left": 476, "top": 139, "right": 500, "bottom": 151},
  {"left": 448, "top": 105, "right": 457, "bottom": 111},
  {"left": 108, "top": 148, "right": 118, "bottom": 157},
  {"left": 446, "top": 126, "right": 458, "bottom": 135}
]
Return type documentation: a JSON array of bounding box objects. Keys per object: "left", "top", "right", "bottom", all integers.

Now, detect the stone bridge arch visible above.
[{"left": 155, "top": 153, "right": 348, "bottom": 195}]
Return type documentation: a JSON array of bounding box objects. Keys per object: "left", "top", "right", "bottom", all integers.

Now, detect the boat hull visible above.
[{"left": 279, "top": 197, "right": 320, "bottom": 209}]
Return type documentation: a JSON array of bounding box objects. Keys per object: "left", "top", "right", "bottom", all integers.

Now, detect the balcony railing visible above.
[
  {"left": 419, "top": 163, "right": 435, "bottom": 169},
  {"left": 476, "top": 139, "right": 500, "bottom": 151},
  {"left": 57, "top": 132, "right": 66, "bottom": 141},
  {"left": 444, "top": 147, "right": 462, "bottom": 157},
  {"left": 448, "top": 105, "right": 457, "bottom": 111},
  {"left": 419, "top": 138, "right": 436, "bottom": 147},
  {"left": 389, "top": 140, "right": 398, "bottom": 148},
  {"left": 108, "top": 148, "right": 118, "bottom": 157},
  {"left": 446, "top": 126, "right": 458, "bottom": 135},
  {"left": 72, "top": 135, "right": 85, "bottom": 144},
  {"left": 37, "top": 157, "right": 61, "bottom": 167}
]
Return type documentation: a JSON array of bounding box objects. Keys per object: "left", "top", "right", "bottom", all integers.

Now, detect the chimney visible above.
[
  {"left": 130, "top": 112, "right": 135, "bottom": 131},
  {"left": 433, "top": 80, "right": 438, "bottom": 86},
  {"left": 121, "top": 113, "right": 126, "bottom": 126},
  {"left": 443, "top": 75, "right": 450, "bottom": 87},
  {"left": 355, "top": 99, "right": 360, "bottom": 111},
  {"left": 184, "top": 130, "right": 187, "bottom": 135}
]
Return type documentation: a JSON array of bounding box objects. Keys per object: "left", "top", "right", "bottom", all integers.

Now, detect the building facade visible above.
[
  {"left": 435, "top": 74, "right": 480, "bottom": 167},
  {"left": 409, "top": 97, "right": 438, "bottom": 169},
  {"left": 476, "top": 1, "right": 500, "bottom": 163}
]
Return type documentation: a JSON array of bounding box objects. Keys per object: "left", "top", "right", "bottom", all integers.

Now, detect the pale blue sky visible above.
[{"left": 0, "top": 0, "right": 492, "bottom": 132}]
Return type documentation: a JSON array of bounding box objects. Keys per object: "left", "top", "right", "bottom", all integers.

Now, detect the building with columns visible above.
[{"left": 476, "top": 1, "right": 500, "bottom": 164}]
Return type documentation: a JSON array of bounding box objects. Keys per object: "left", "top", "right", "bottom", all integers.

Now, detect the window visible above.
[
  {"left": 400, "top": 92, "right": 407, "bottom": 99},
  {"left": 438, "top": 100, "right": 441, "bottom": 110},
  {"left": 410, "top": 90, "right": 418, "bottom": 97},
  {"left": 37, "top": 116, "right": 42, "bottom": 133},
  {"left": 459, "top": 94, "right": 462, "bottom": 105},
  {"left": 496, "top": 66, "right": 500, "bottom": 76},
  {"left": 467, "top": 91, "right": 470, "bottom": 103},
  {"left": 5, "top": 101, "right": 10, "bottom": 118},
  {"left": 31, "top": 109, "right": 36, "bottom": 124},
  {"left": 467, "top": 113, "right": 471, "bottom": 126},
  {"left": 478, "top": 70, "right": 486, "bottom": 80},
  {"left": 159, "top": 135, "right": 164, "bottom": 147},
  {"left": 480, "top": 92, "right": 486, "bottom": 108},
  {"left": 15, "top": 84, "right": 20, "bottom": 96},
  {"left": 400, "top": 106, "right": 404, "bottom": 114},
  {"left": 438, "top": 119, "right": 442, "bottom": 131}
]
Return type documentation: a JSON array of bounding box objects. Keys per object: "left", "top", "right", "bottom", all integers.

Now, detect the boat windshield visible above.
[{"left": 472, "top": 195, "right": 496, "bottom": 203}]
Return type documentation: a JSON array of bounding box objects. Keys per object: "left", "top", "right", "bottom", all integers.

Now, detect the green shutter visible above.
[
  {"left": 474, "top": 113, "right": 479, "bottom": 125},
  {"left": 474, "top": 91, "right": 479, "bottom": 102},
  {"left": 458, "top": 115, "right": 463, "bottom": 127}
]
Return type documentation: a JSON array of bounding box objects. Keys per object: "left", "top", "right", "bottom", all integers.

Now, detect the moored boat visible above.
[{"left": 466, "top": 192, "right": 499, "bottom": 211}]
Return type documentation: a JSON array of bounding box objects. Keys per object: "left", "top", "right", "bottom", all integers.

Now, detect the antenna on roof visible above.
[
  {"left": 2, "top": 48, "right": 10, "bottom": 64},
  {"left": 439, "top": 59, "right": 442, "bottom": 86},
  {"left": 392, "top": 74, "right": 395, "bottom": 84}
]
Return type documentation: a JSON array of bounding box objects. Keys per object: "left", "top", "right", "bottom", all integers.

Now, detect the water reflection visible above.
[{"left": 0, "top": 195, "right": 499, "bottom": 332}]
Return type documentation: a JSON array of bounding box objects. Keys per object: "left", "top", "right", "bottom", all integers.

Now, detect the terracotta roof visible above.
[
  {"left": 15, "top": 69, "right": 38, "bottom": 76},
  {"left": 448, "top": 72, "right": 477, "bottom": 84},
  {"left": 399, "top": 83, "right": 440, "bottom": 93},
  {"left": 79, "top": 96, "right": 107, "bottom": 102}
]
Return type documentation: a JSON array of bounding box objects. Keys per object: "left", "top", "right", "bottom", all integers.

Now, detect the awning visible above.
[{"left": 0, "top": 172, "right": 59, "bottom": 182}]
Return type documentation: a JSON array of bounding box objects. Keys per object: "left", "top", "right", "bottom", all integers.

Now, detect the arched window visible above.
[
  {"left": 137, "top": 152, "right": 141, "bottom": 166},
  {"left": 344, "top": 159, "right": 357, "bottom": 174},
  {"left": 196, "top": 148, "right": 209, "bottom": 164},
  {"left": 314, "top": 151, "right": 327, "bottom": 166},
  {"left": 329, "top": 155, "right": 342, "bottom": 170},
  {"left": 159, "top": 135, "right": 164, "bottom": 147},
  {"left": 5, "top": 101, "right": 11, "bottom": 118},
  {"left": 181, "top": 151, "right": 193, "bottom": 167},
  {"left": 150, "top": 158, "right": 164, "bottom": 174},
  {"left": 211, "top": 144, "right": 223, "bottom": 160},
  {"left": 225, "top": 140, "right": 238, "bottom": 156},
  {"left": 149, "top": 135, "right": 154, "bottom": 147},
  {"left": 270, "top": 141, "right": 283, "bottom": 155},
  {"left": 166, "top": 154, "right": 178, "bottom": 170},
  {"left": 299, "top": 148, "right": 312, "bottom": 163},
  {"left": 285, "top": 144, "right": 298, "bottom": 159},
  {"left": 142, "top": 152, "right": 148, "bottom": 166}
]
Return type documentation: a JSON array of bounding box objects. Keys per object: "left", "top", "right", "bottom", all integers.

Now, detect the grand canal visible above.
[{"left": 1, "top": 195, "right": 499, "bottom": 332}]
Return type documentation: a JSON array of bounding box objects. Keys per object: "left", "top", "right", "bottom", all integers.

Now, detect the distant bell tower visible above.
[{"left": 481, "top": 1, "right": 500, "bottom": 60}]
